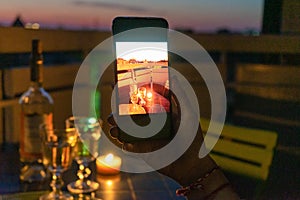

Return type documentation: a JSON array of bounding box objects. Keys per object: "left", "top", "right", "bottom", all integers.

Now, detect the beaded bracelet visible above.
[{"left": 176, "top": 166, "right": 221, "bottom": 197}]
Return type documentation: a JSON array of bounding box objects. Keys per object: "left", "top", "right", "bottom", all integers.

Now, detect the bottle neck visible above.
[
  {"left": 29, "top": 80, "right": 43, "bottom": 88},
  {"left": 30, "top": 56, "right": 43, "bottom": 85},
  {"left": 30, "top": 39, "right": 43, "bottom": 85}
]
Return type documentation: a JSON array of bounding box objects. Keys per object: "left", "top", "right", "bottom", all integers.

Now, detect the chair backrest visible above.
[
  {"left": 201, "top": 118, "right": 278, "bottom": 181},
  {"left": 232, "top": 63, "right": 300, "bottom": 128}
]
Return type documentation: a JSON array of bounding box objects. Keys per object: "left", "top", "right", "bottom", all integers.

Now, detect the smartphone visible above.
[{"left": 112, "top": 16, "right": 173, "bottom": 142}]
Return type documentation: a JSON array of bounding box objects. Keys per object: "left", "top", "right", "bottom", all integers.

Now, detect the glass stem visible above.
[{"left": 50, "top": 171, "right": 64, "bottom": 197}]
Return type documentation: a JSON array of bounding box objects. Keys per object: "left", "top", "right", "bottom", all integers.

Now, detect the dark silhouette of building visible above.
[
  {"left": 262, "top": 0, "right": 300, "bottom": 34},
  {"left": 12, "top": 15, "right": 24, "bottom": 27},
  {"left": 262, "top": 0, "right": 282, "bottom": 34}
]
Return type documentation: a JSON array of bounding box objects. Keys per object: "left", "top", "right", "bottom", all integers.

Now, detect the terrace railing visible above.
[{"left": 1, "top": 27, "right": 300, "bottom": 144}]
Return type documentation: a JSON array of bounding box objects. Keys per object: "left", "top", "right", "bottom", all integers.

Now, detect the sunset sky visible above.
[
  {"left": 116, "top": 42, "right": 168, "bottom": 61},
  {"left": 0, "top": 0, "right": 264, "bottom": 33}
]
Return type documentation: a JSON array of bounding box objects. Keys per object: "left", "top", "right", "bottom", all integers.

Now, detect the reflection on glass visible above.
[{"left": 66, "top": 116, "right": 101, "bottom": 194}]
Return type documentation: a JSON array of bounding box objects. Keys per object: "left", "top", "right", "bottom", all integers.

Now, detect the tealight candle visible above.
[
  {"left": 96, "top": 153, "right": 122, "bottom": 175},
  {"left": 146, "top": 91, "right": 153, "bottom": 100}
]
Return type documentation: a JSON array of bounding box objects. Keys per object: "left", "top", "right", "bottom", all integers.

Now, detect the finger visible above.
[
  {"left": 107, "top": 113, "right": 116, "bottom": 126},
  {"left": 171, "top": 75, "right": 191, "bottom": 108},
  {"left": 123, "top": 140, "right": 169, "bottom": 153},
  {"left": 171, "top": 75, "right": 198, "bottom": 119},
  {"left": 123, "top": 142, "right": 150, "bottom": 153},
  {"left": 122, "top": 143, "right": 134, "bottom": 152},
  {"left": 109, "top": 126, "right": 119, "bottom": 140}
]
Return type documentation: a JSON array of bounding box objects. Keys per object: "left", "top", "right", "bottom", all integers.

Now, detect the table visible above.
[
  {"left": 118, "top": 91, "right": 170, "bottom": 115},
  {"left": 119, "top": 104, "right": 146, "bottom": 115},
  {"left": 0, "top": 143, "right": 185, "bottom": 200}
]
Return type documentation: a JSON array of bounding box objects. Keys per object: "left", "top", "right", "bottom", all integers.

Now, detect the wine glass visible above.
[
  {"left": 138, "top": 87, "right": 146, "bottom": 99},
  {"left": 66, "top": 116, "right": 101, "bottom": 194},
  {"left": 138, "top": 87, "right": 146, "bottom": 106},
  {"left": 130, "top": 91, "right": 139, "bottom": 111},
  {"left": 39, "top": 125, "right": 77, "bottom": 200}
]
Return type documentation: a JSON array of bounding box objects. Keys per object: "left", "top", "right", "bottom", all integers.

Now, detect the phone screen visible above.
[
  {"left": 112, "top": 17, "right": 172, "bottom": 141},
  {"left": 116, "top": 41, "right": 170, "bottom": 116}
]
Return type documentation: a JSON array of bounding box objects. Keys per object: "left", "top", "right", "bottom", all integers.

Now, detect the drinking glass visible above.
[
  {"left": 39, "top": 126, "right": 77, "bottom": 200},
  {"left": 66, "top": 116, "right": 101, "bottom": 194},
  {"left": 138, "top": 87, "right": 146, "bottom": 99},
  {"left": 138, "top": 87, "right": 146, "bottom": 106},
  {"left": 130, "top": 91, "right": 139, "bottom": 110}
]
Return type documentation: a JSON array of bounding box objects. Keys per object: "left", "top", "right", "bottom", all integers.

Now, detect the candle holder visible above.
[{"left": 96, "top": 154, "right": 122, "bottom": 175}]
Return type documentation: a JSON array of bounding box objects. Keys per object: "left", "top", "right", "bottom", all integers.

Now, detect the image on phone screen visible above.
[{"left": 116, "top": 41, "right": 170, "bottom": 116}]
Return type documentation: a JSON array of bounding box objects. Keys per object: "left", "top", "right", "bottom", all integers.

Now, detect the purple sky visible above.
[{"left": 0, "top": 0, "right": 264, "bottom": 33}]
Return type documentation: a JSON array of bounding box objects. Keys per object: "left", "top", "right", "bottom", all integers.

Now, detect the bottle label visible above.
[{"left": 20, "top": 113, "right": 53, "bottom": 161}]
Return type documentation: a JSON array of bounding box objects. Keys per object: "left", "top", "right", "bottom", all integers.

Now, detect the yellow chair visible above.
[{"left": 200, "top": 118, "right": 278, "bottom": 198}]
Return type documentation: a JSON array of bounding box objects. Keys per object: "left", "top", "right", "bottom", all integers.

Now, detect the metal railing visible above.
[{"left": 1, "top": 27, "right": 300, "bottom": 144}]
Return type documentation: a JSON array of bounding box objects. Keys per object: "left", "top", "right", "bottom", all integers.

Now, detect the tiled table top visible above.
[
  {"left": 95, "top": 172, "right": 185, "bottom": 200},
  {"left": 0, "top": 144, "right": 186, "bottom": 200}
]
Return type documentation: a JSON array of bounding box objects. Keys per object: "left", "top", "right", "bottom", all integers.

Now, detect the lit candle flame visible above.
[
  {"left": 104, "top": 153, "right": 114, "bottom": 163},
  {"left": 147, "top": 92, "right": 153, "bottom": 99}
]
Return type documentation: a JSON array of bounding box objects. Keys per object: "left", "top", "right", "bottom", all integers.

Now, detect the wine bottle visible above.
[{"left": 19, "top": 39, "right": 54, "bottom": 182}]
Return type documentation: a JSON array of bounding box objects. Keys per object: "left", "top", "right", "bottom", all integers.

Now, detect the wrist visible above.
[
  {"left": 174, "top": 155, "right": 217, "bottom": 186},
  {"left": 172, "top": 155, "right": 239, "bottom": 199},
  {"left": 181, "top": 167, "right": 231, "bottom": 199}
]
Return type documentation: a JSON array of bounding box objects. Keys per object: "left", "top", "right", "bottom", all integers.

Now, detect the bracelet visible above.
[{"left": 176, "top": 166, "right": 220, "bottom": 197}]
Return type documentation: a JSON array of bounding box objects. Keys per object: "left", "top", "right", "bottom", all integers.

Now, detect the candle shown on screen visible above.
[
  {"left": 96, "top": 153, "right": 122, "bottom": 175},
  {"left": 146, "top": 91, "right": 153, "bottom": 100}
]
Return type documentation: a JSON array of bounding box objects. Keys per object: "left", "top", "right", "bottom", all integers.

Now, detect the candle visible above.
[
  {"left": 96, "top": 153, "right": 122, "bottom": 175},
  {"left": 146, "top": 91, "right": 153, "bottom": 100}
]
